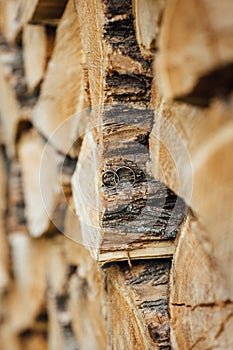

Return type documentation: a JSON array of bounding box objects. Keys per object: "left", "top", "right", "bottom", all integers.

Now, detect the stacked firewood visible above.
[{"left": 0, "top": 0, "right": 232, "bottom": 349}]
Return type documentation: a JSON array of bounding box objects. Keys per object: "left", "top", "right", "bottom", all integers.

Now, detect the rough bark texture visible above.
[
  {"left": 73, "top": 0, "right": 186, "bottom": 264},
  {"left": 0, "top": 0, "right": 233, "bottom": 348}
]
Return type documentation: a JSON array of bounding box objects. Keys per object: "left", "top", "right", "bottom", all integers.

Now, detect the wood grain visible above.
[{"left": 157, "top": 0, "right": 233, "bottom": 105}]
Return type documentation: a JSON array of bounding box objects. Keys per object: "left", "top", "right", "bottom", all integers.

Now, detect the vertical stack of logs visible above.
[{"left": 0, "top": 0, "right": 232, "bottom": 349}]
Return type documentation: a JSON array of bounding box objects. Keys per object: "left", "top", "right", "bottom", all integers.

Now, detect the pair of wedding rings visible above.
[{"left": 102, "top": 166, "right": 136, "bottom": 189}]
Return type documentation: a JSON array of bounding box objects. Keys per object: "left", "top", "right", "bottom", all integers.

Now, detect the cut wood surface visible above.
[
  {"left": 0, "top": 60, "right": 20, "bottom": 157},
  {"left": 157, "top": 0, "right": 233, "bottom": 105},
  {"left": 149, "top": 91, "right": 233, "bottom": 296},
  {"left": 0, "top": 32, "right": 38, "bottom": 157},
  {"left": 0, "top": 0, "right": 68, "bottom": 42},
  {"left": 133, "top": 0, "right": 167, "bottom": 58},
  {"left": 46, "top": 236, "right": 78, "bottom": 350},
  {"left": 0, "top": 233, "right": 48, "bottom": 349},
  {"left": 23, "top": 24, "right": 47, "bottom": 91},
  {"left": 33, "top": 0, "right": 86, "bottom": 155},
  {"left": 17, "top": 127, "right": 77, "bottom": 238},
  {"left": 170, "top": 214, "right": 233, "bottom": 349},
  {"left": 0, "top": 0, "right": 20, "bottom": 42},
  {"left": 105, "top": 259, "right": 171, "bottom": 349},
  {"left": 64, "top": 217, "right": 107, "bottom": 350},
  {"left": 46, "top": 219, "right": 107, "bottom": 350},
  {"left": 18, "top": 129, "right": 58, "bottom": 237}
]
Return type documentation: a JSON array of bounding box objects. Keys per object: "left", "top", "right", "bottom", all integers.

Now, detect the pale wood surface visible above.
[
  {"left": 105, "top": 259, "right": 171, "bottom": 349},
  {"left": 18, "top": 129, "right": 60, "bottom": 237},
  {"left": 133, "top": 0, "right": 167, "bottom": 58},
  {"left": 23, "top": 24, "right": 47, "bottom": 91},
  {"left": 149, "top": 91, "right": 233, "bottom": 297},
  {"left": 0, "top": 0, "right": 68, "bottom": 42},
  {"left": 170, "top": 214, "right": 233, "bottom": 349},
  {"left": 33, "top": 0, "right": 86, "bottom": 155},
  {"left": 0, "top": 60, "right": 20, "bottom": 157},
  {"left": 157, "top": 0, "right": 233, "bottom": 105}
]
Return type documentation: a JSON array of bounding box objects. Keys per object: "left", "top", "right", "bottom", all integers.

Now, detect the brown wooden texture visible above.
[
  {"left": 18, "top": 128, "right": 59, "bottom": 237},
  {"left": 157, "top": 0, "right": 233, "bottom": 105},
  {"left": 0, "top": 0, "right": 232, "bottom": 348},
  {"left": 33, "top": 0, "right": 86, "bottom": 155},
  {"left": 73, "top": 0, "right": 186, "bottom": 264},
  {"left": 0, "top": 0, "right": 68, "bottom": 42},
  {"left": 23, "top": 24, "right": 48, "bottom": 91},
  {"left": 105, "top": 259, "right": 171, "bottom": 349},
  {"left": 133, "top": 0, "right": 167, "bottom": 58},
  {"left": 0, "top": 0, "right": 20, "bottom": 42},
  {"left": 149, "top": 87, "right": 233, "bottom": 297},
  {"left": 17, "top": 0, "right": 68, "bottom": 26},
  {"left": 170, "top": 214, "right": 233, "bottom": 349},
  {"left": 0, "top": 32, "right": 37, "bottom": 157}
]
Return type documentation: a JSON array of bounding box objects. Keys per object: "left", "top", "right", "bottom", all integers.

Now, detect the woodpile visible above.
[{"left": 0, "top": 0, "right": 232, "bottom": 349}]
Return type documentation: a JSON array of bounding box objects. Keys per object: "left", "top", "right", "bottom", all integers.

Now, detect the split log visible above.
[
  {"left": 0, "top": 34, "right": 27, "bottom": 104},
  {"left": 73, "top": 0, "right": 186, "bottom": 264},
  {"left": 133, "top": 0, "right": 167, "bottom": 58},
  {"left": 0, "top": 234, "right": 48, "bottom": 348},
  {"left": 22, "top": 24, "right": 53, "bottom": 92},
  {"left": 47, "top": 294, "right": 63, "bottom": 350},
  {"left": 72, "top": 122, "right": 185, "bottom": 263},
  {"left": 33, "top": 0, "right": 86, "bottom": 155},
  {"left": 0, "top": 0, "right": 67, "bottom": 42},
  {"left": 157, "top": 0, "right": 233, "bottom": 105},
  {"left": 0, "top": 32, "right": 37, "bottom": 157},
  {"left": 64, "top": 212, "right": 107, "bottom": 350},
  {"left": 105, "top": 259, "right": 171, "bottom": 349},
  {"left": 0, "top": 0, "right": 20, "bottom": 42},
  {"left": 46, "top": 222, "right": 107, "bottom": 350},
  {"left": 0, "top": 60, "right": 21, "bottom": 157},
  {"left": 75, "top": 0, "right": 153, "bottom": 107},
  {"left": 170, "top": 214, "right": 233, "bottom": 349},
  {"left": 149, "top": 92, "right": 233, "bottom": 296},
  {"left": 46, "top": 236, "right": 78, "bottom": 350},
  {"left": 18, "top": 129, "right": 73, "bottom": 237}
]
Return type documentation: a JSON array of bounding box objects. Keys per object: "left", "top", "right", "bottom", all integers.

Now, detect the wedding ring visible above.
[
  {"left": 116, "top": 166, "right": 136, "bottom": 187},
  {"left": 102, "top": 170, "right": 119, "bottom": 189}
]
